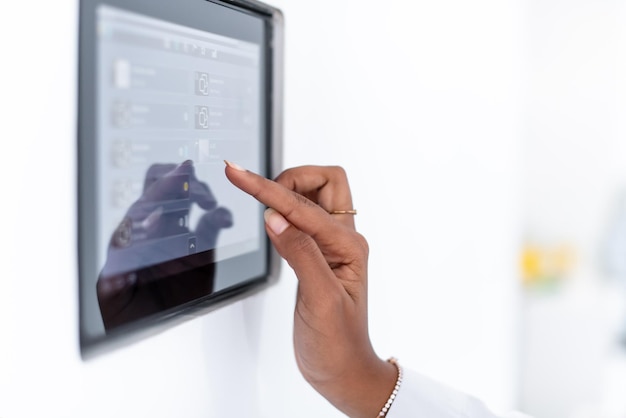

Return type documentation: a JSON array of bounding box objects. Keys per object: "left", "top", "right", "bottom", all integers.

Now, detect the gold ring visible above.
[{"left": 328, "top": 209, "right": 357, "bottom": 215}]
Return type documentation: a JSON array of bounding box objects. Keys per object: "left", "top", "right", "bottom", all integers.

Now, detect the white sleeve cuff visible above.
[{"left": 385, "top": 368, "right": 532, "bottom": 418}]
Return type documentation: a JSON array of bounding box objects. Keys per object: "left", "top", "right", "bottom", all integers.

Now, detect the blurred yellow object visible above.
[
  {"left": 521, "top": 244, "right": 542, "bottom": 284},
  {"left": 520, "top": 241, "right": 576, "bottom": 289}
]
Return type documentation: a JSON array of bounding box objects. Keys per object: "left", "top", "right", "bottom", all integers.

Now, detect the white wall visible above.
[
  {"left": 268, "top": 0, "right": 524, "bottom": 413},
  {"left": 0, "top": 1, "right": 522, "bottom": 417}
]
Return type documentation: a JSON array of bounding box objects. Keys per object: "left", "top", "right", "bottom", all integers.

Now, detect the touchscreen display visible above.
[{"left": 79, "top": 1, "right": 275, "bottom": 352}]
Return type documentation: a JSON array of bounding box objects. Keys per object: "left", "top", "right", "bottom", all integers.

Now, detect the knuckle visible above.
[
  {"left": 352, "top": 232, "right": 370, "bottom": 257},
  {"left": 274, "top": 167, "right": 295, "bottom": 184},
  {"left": 328, "top": 165, "right": 347, "bottom": 180},
  {"left": 293, "top": 233, "right": 319, "bottom": 256},
  {"left": 275, "top": 165, "right": 309, "bottom": 187},
  {"left": 287, "top": 191, "right": 315, "bottom": 212}
]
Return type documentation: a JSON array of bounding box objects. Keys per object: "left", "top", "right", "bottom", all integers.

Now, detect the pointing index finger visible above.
[{"left": 224, "top": 162, "right": 355, "bottom": 251}]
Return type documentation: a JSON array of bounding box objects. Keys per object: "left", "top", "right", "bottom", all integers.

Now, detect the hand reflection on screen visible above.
[{"left": 96, "top": 160, "right": 233, "bottom": 331}]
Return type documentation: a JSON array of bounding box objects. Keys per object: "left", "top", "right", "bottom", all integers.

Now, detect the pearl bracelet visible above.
[{"left": 376, "top": 357, "right": 403, "bottom": 417}]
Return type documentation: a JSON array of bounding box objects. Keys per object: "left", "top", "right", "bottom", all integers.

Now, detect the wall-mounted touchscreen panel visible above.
[{"left": 78, "top": 0, "right": 282, "bottom": 357}]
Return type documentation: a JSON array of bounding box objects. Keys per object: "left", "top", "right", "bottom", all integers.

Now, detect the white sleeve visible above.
[{"left": 385, "top": 368, "right": 532, "bottom": 418}]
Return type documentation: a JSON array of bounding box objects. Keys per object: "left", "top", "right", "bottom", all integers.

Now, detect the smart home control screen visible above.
[{"left": 80, "top": 4, "right": 269, "bottom": 340}]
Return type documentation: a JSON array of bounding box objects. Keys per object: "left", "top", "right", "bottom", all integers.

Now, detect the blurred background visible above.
[
  {"left": 519, "top": 1, "right": 626, "bottom": 417},
  {"left": 0, "top": 0, "right": 625, "bottom": 417}
]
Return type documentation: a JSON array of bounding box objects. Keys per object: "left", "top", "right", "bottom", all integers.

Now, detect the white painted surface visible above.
[{"left": 0, "top": 1, "right": 521, "bottom": 416}]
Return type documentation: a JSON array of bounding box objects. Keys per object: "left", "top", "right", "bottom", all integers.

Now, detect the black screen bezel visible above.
[{"left": 77, "top": 0, "right": 283, "bottom": 358}]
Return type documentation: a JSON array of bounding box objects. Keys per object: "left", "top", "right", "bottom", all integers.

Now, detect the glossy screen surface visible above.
[{"left": 79, "top": 1, "right": 270, "bottom": 353}]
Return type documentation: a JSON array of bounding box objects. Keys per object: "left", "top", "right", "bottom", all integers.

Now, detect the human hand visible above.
[
  {"left": 97, "top": 160, "right": 233, "bottom": 330},
  {"left": 225, "top": 163, "right": 396, "bottom": 418}
]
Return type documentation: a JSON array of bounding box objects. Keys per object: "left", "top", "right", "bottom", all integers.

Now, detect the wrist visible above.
[
  {"left": 374, "top": 358, "right": 402, "bottom": 417},
  {"left": 314, "top": 354, "right": 398, "bottom": 418}
]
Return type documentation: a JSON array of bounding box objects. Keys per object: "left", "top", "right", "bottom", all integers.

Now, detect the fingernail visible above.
[
  {"left": 264, "top": 208, "right": 290, "bottom": 235},
  {"left": 224, "top": 160, "right": 247, "bottom": 172}
]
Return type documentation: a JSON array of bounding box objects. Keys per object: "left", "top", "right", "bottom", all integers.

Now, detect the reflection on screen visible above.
[{"left": 94, "top": 5, "right": 264, "bottom": 330}]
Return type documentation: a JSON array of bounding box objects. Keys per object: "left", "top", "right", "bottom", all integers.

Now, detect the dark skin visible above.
[{"left": 225, "top": 162, "right": 397, "bottom": 418}]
